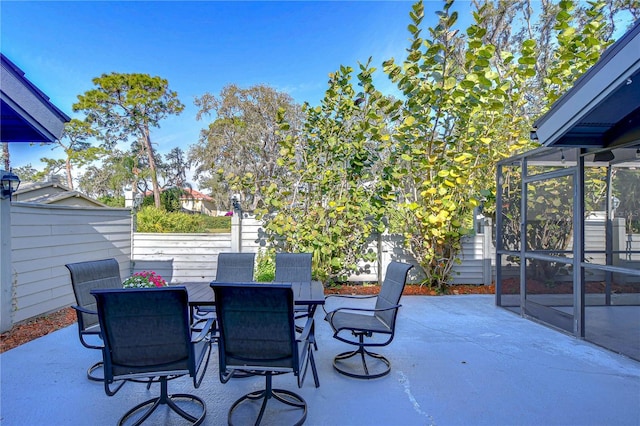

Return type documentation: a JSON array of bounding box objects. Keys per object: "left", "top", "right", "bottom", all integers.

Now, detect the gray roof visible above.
[
  {"left": 533, "top": 19, "right": 640, "bottom": 148},
  {"left": 0, "top": 53, "right": 70, "bottom": 143},
  {"left": 14, "top": 180, "right": 107, "bottom": 207}
]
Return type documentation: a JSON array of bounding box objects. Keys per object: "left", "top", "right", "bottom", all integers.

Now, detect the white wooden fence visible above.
[
  {"left": 4, "top": 207, "right": 493, "bottom": 330},
  {"left": 131, "top": 214, "right": 496, "bottom": 286}
]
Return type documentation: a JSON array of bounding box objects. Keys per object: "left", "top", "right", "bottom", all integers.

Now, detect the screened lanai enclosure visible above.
[{"left": 495, "top": 20, "right": 640, "bottom": 362}]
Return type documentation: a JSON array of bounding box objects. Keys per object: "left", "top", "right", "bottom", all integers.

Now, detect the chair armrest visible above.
[
  {"left": 72, "top": 305, "right": 97, "bottom": 316},
  {"left": 72, "top": 305, "right": 99, "bottom": 337},
  {"left": 296, "top": 317, "right": 314, "bottom": 343},
  {"left": 325, "top": 304, "right": 402, "bottom": 325},
  {"left": 322, "top": 293, "right": 376, "bottom": 314},
  {"left": 329, "top": 304, "right": 401, "bottom": 315},
  {"left": 324, "top": 294, "right": 376, "bottom": 301},
  {"left": 191, "top": 317, "right": 215, "bottom": 343}
]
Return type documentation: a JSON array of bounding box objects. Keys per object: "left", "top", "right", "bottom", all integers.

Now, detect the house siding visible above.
[{"left": 9, "top": 203, "right": 131, "bottom": 324}]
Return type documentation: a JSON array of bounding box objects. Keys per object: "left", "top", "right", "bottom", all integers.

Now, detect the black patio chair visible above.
[
  {"left": 274, "top": 252, "right": 312, "bottom": 283},
  {"left": 211, "top": 282, "right": 319, "bottom": 426},
  {"left": 193, "top": 252, "right": 256, "bottom": 330},
  {"left": 323, "top": 261, "right": 413, "bottom": 379},
  {"left": 215, "top": 252, "right": 256, "bottom": 282},
  {"left": 274, "top": 253, "right": 315, "bottom": 339},
  {"left": 92, "top": 287, "right": 213, "bottom": 426},
  {"left": 65, "top": 258, "right": 122, "bottom": 382}
]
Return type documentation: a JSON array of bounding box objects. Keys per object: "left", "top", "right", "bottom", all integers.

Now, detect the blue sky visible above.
[{"left": 4, "top": 0, "right": 465, "bottom": 171}]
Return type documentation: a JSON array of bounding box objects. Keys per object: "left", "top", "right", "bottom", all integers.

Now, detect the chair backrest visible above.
[
  {"left": 374, "top": 261, "right": 413, "bottom": 329},
  {"left": 66, "top": 258, "right": 122, "bottom": 330},
  {"left": 92, "top": 287, "right": 194, "bottom": 380},
  {"left": 212, "top": 282, "right": 298, "bottom": 374},
  {"left": 214, "top": 252, "right": 255, "bottom": 282},
  {"left": 274, "top": 253, "right": 312, "bottom": 283}
]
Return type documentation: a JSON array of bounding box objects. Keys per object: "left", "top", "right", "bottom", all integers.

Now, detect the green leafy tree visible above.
[
  {"left": 613, "top": 168, "right": 640, "bottom": 234},
  {"left": 380, "top": 0, "right": 612, "bottom": 291},
  {"left": 258, "top": 60, "right": 398, "bottom": 282},
  {"left": 39, "top": 118, "right": 104, "bottom": 189},
  {"left": 190, "top": 84, "right": 303, "bottom": 210},
  {"left": 77, "top": 150, "right": 137, "bottom": 198},
  {"left": 10, "top": 164, "right": 40, "bottom": 182},
  {"left": 162, "top": 147, "right": 189, "bottom": 189},
  {"left": 73, "top": 73, "right": 184, "bottom": 208}
]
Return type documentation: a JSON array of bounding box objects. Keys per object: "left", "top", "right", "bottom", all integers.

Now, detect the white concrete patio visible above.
[{"left": 1, "top": 295, "right": 639, "bottom": 425}]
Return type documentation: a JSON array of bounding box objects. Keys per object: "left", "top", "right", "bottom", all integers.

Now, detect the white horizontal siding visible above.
[
  {"left": 131, "top": 233, "right": 231, "bottom": 283},
  {"left": 10, "top": 203, "right": 131, "bottom": 324}
]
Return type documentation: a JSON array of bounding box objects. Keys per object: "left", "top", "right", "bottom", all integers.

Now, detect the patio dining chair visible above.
[
  {"left": 274, "top": 252, "right": 312, "bottom": 283},
  {"left": 65, "top": 258, "right": 122, "bottom": 381},
  {"left": 323, "top": 261, "right": 413, "bottom": 379},
  {"left": 92, "top": 287, "right": 214, "bottom": 426},
  {"left": 192, "top": 252, "right": 255, "bottom": 329},
  {"left": 212, "top": 282, "right": 319, "bottom": 426},
  {"left": 274, "top": 253, "right": 315, "bottom": 337}
]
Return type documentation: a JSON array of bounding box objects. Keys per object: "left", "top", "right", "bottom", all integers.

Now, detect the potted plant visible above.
[{"left": 122, "top": 271, "right": 167, "bottom": 288}]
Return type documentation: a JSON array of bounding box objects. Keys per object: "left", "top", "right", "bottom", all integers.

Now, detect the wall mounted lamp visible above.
[
  {"left": 1, "top": 169, "right": 20, "bottom": 200},
  {"left": 231, "top": 193, "right": 242, "bottom": 213}
]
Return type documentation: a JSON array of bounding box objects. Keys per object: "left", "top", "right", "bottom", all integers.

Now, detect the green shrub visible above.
[
  {"left": 98, "top": 195, "right": 125, "bottom": 207},
  {"left": 202, "top": 215, "right": 231, "bottom": 232},
  {"left": 255, "top": 248, "right": 275, "bottom": 282},
  {"left": 136, "top": 206, "right": 207, "bottom": 233}
]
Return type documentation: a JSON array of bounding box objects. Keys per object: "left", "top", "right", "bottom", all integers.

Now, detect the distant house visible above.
[
  {"left": 179, "top": 188, "right": 217, "bottom": 215},
  {"left": 13, "top": 177, "right": 107, "bottom": 207},
  {"left": 138, "top": 187, "right": 219, "bottom": 215}
]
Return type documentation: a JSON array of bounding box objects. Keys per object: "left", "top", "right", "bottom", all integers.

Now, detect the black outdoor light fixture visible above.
[
  {"left": 1, "top": 169, "right": 20, "bottom": 200},
  {"left": 231, "top": 193, "right": 242, "bottom": 212},
  {"left": 593, "top": 150, "right": 615, "bottom": 162}
]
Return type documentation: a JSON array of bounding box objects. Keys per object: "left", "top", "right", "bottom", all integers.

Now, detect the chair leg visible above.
[
  {"left": 118, "top": 377, "right": 206, "bottom": 426},
  {"left": 333, "top": 346, "right": 391, "bottom": 380},
  {"left": 228, "top": 373, "right": 307, "bottom": 426}
]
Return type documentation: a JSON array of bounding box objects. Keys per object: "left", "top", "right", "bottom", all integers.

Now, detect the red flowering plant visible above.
[{"left": 122, "top": 271, "right": 167, "bottom": 288}]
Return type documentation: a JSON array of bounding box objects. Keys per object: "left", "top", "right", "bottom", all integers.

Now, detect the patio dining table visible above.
[
  {"left": 178, "top": 280, "right": 325, "bottom": 330},
  {"left": 179, "top": 280, "right": 324, "bottom": 310},
  {"left": 179, "top": 280, "right": 325, "bottom": 356}
]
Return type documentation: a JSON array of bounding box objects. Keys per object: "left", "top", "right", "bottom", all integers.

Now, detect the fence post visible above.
[
  {"left": 483, "top": 218, "right": 493, "bottom": 285},
  {"left": 231, "top": 209, "right": 242, "bottom": 252}
]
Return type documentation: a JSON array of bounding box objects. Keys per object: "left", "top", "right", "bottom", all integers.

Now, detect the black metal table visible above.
[
  {"left": 178, "top": 280, "right": 325, "bottom": 351},
  {"left": 178, "top": 280, "right": 325, "bottom": 309}
]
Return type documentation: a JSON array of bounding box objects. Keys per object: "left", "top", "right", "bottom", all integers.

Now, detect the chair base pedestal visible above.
[
  {"left": 228, "top": 375, "right": 307, "bottom": 426},
  {"left": 119, "top": 377, "right": 206, "bottom": 426},
  {"left": 87, "top": 361, "right": 104, "bottom": 382},
  {"left": 333, "top": 347, "right": 391, "bottom": 379}
]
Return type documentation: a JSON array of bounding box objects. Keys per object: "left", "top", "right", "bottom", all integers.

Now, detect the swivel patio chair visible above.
[
  {"left": 215, "top": 252, "right": 256, "bottom": 282},
  {"left": 274, "top": 253, "right": 316, "bottom": 338},
  {"left": 193, "top": 252, "right": 256, "bottom": 330},
  {"left": 92, "top": 287, "right": 214, "bottom": 426},
  {"left": 211, "top": 282, "right": 319, "bottom": 426},
  {"left": 323, "top": 261, "right": 413, "bottom": 379},
  {"left": 65, "top": 258, "right": 122, "bottom": 381},
  {"left": 274, "top": 252, "right": 312, "bottom": 283}
]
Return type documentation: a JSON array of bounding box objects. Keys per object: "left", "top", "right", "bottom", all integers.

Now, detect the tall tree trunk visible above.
[
  {"left": 2, "top": 143, "right": 9, "bottom": 170},
  {"left": 142, "top": 127, "right": 162, "bottom": 208},
  {"left": 65, "top": 157, "right": 74, "bottom": 189}
]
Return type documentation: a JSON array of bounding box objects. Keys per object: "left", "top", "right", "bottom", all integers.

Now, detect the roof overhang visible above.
[
  {"left": 532, "top": 19, "right": 640, "bottom": 149},
  {"left": 0, "top": 54, "right": 70, "bottom": 143}
]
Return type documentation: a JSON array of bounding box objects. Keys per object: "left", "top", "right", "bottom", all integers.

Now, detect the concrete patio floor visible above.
[{"left": 1, "top": 295, "right": 639, "bottom": 426}]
